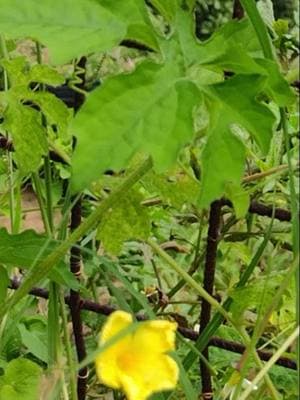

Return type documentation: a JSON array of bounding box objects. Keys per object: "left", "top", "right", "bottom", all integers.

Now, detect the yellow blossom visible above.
[{"left": 95, "top": 310, "right": 179, "bottom": 400}]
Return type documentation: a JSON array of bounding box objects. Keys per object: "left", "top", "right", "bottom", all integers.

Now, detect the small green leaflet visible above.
[
  {"left": 71, "top": 59, "right": 201, "bottom": 191},
  {"left": 229, "top": 274, "right": 285, "bottom": 322},
  {"left": 97, "top": 188, "right": 151, "bottom": 254},
  {"left": 18, "top": 318, "right": 48, "bottom": 363},
  {"left": 2, "top": 102, "right": 47, "bottom": 174},
  {"left": 142, "top": 169, "right": 198, "bottom": 209},
  {"left": 0, "top": 0, "right": 126, "bottom": 64},
  {"left": 0, "top": 228, "right": 80, "bottom": 289},
  {"left": 0, "top": 358, "right": 41, "bottom": 400},
  {"left": 225, "top": 183, "right": 250, "bottom": 219}
]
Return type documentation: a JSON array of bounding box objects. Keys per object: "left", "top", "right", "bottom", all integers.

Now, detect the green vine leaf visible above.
[
  {"left": 174, "top": 10, "right": 295, "bottom": 106},
  {"left": 0, "top": 0, "right": 126, "bottom": 64},
  {"left": 2, "top": 101, "right": 47, "bottom": 174},
  {"left": 148, "top": 0, "right": 177, "bottom": 22},
  {"left": 142, "top": 169, "right": 198, "bottom": 209},
  {"left": 97, "top": 189, "right": 151, "bottom": 254},
  {"left": 101, "top": 0, "right": 159, "bottom": 50},
  {"left": 1, "top": 57, "right": 65, "bottom": 87},
  {"left": 0, "top": 358, "right": 41, "bottom": 400},
  {"left": 72, "top": 59, "right": 201, "bottom": 191},
  {"left": 199, "top": 75, "right": 276, "bottom": 207},
  {"left": 0, "top": 57, "right": 70, "bottom": 173}
]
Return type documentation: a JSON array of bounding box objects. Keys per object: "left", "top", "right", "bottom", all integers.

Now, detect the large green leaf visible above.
[
  {"left": 0, "top": 358, "right": 41, "bottom": 400},
  {"left": 205, "top": 74, "right": 275, "bottom": 153},
  {"left": 199, "top": 75, "right": 276, "bottom": 207},
  {"left": 0, "top": 228, "right": 80, "bottom": 289},
  {"left": 199, "top": 104, "right": 246, "bottom": 208},
  {"left": 170, "top": 8, "right": 294, "bottom": 108},
  {"left": 174, "top": 9, "right": 294, "bottom": 106},
  {"left": 101, "top": 0, "right": 159, "bottom": 50},
  {"left": 71, "top": 59, "right": 201, "bottom": 191},
  {"left": 149, "top": 0, "right": 177, "bottom": 22},
  {"left": 0, "top": 0, "right": 126, "bottom": 64}
]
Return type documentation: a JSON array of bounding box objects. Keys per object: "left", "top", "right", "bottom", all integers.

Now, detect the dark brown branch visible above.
[
  {"left": 69, "top": 197, "right": 88, "bottom": 400},
  {"left": 69, "top": 56, "right": 88, "bottom": 400},
  {"left": 199, "top": 200, "right": 222, "bottom": 399},
  {"left": 221, "top": 198, "right": 292, "bottom": 222},
  {"left": 8, "top": 277, "right": 297, "bottom": 371},
  {"left": 177, "top": 326, "right": 296, "bottom": 370}
]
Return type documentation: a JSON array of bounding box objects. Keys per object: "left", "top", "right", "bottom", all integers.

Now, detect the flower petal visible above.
[
  {"left": 99, "top": 311, "right": 133, "bottom": 344},
  {"left": 95, "top": 311, "right": 133, "bottom": 389},
  {"left": 120, "top": 354, "right": 179, "bottom": 400},
  {"left": 133, "top": 320, "right": 177, "bottom": 354}
]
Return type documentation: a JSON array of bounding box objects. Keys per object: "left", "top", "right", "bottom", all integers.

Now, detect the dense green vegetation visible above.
[{"left": 0, "top": 1, "right": 299, "bottom": 399}]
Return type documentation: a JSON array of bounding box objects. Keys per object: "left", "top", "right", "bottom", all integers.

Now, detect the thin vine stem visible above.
[{"left": 32, "top": 173, "right": 52, "bottom": 235}]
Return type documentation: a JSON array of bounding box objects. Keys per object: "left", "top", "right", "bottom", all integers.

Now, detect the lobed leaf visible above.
[
  {"left": 72, "top": 60, "right": 201, "bottom": 191},
  {"left": 0, "top": 0, "right": 126, "bottom": 64}
]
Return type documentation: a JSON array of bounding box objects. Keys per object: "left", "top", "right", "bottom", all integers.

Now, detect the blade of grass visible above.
[{"left": 240, "top": 326, "right": 299, "bottom": 400}]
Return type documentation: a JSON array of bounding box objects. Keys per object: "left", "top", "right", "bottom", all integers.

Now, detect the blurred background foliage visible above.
[{"left": 195, "top": 0, "right": 298, "bottom": 39}]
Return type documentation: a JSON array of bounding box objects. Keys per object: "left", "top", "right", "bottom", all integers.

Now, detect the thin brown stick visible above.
[
  {"left": 69, "top": 197, "right": 88, "bottom": 400},
  {"left": 69, "top": 56, "right": 88, "bottom": 400},
  {"left": 199, "top": 200, "right": 222, "bottom": 399},
  {"left": 221, "top": 198, "right": 292, "bottom": 221}
]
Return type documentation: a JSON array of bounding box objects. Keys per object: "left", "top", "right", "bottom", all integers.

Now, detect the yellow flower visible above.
[{"left": 95, "top": 311, "right": 179, "bottom": 400}]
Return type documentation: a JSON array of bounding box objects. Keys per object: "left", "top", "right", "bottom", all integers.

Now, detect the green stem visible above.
[
  {"left": 1, "top": 156, "right": 153, "bottom": 321},
  {"left": 240, "top": 326, "right": 299, "bottom": 400},
  {"left": 239, "top": 0, "right": 274, "bottom": 60},
  {"left": 147, "top": 238, "right": 232, "bottom": 322},
  {"left": 59, "top": 290, "right": 77, "bottom": 400},
  {"left": 44, "top": 156, "right": 55, "bottom": 233},
  {"left": 32, "top": 173, "right": 52, "bottom": 235}
]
